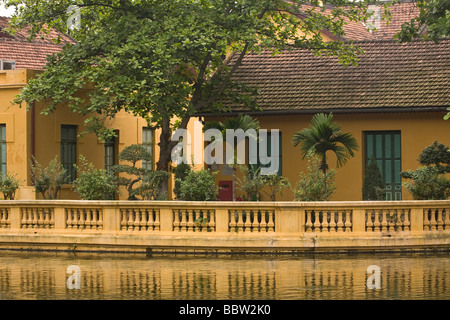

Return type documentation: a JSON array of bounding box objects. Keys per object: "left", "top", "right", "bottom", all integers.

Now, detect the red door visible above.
[{"left": 219, "top": 181, "right": 233, "bottom": 201}]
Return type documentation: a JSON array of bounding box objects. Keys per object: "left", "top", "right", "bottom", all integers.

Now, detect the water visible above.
[{"left": 0, "top": 251, "right": 448, "bottom": 300}]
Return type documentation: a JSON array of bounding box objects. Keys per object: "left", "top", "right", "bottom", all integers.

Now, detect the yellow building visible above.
[
  {"left": 201, "top": 38, "right": 450, "bottom": 201},
  {"left": 0, "top": 2, "right": 448, "bottom": 201}
]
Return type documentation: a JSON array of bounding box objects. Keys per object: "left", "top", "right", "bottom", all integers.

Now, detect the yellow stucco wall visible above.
[
  {"left": 1, "top": 70, "right": 449, "bottom": 202},
  {"left": 209, "top": 111, "right": 450, "bottom": 201},
  {"left": 0, "top": 69, "right": 203, "bottom": 200}
]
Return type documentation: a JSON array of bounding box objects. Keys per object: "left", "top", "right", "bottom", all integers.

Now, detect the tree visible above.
[
  {"left": 112, "top": 144, "right": 152, "bottom": 200},
  {"left": 5, "top": 0, "right": 382, "bottom": 195},
  {"left": 262, "top": 174, "right": 291, "bottom": 201},
  {"left": 72, "top": 155, "right": 118, "bottom": 200},
  {"left": 294, "top": 152, "right": 336, "bottom": 201},
  {"left": 177, "top": 168, "right": 219, "bottom": 201},
  {"left": 204, "top": 114, "right": 260, "bottom": 201},
  {"left": 291, "top": 113, "right": 358, "bottom": 199},
  {"left": 235, "top": 165, "right": 265, "bottom": 201},
  {"left": 400, "top": 141, "right": 450, "bottom": 200},
  {"left": 0, "top": 172, "right": 20, "bottom": 200},
  {"left": 362, "top": 156, "right": 386, "bottom": 200},
  {"left": 30, "top": 156, "right": 68, "bottom": 199},
  {"left": 396, "top": 0, "right": 450, "bottom": 43}
]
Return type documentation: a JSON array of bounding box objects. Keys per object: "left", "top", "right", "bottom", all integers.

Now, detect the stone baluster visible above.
[
  {"left": 187, "top": 209, "right": 194, "bottom": 232},
  {"left": 173, "top": 210, "right": 180, "bottom": 231},
  {"left": 305, "top": 211, "right": 313, "bottom": 232},
  {"left": 329, "top": 211, "right": 336, "bottom": 232},
  {"left": 236, "top": 210, "right": 244, "bottom": 232},
  {"left": 313, "top": 211, "right": 321, "bottom": 232},
  {"left": 336, "top": 211, "right": 344, "bottom": 233},
  {"left": 381, "top": 210, "right": 388, "bottom": 232},
  {"left": 373, "top": 210, "right": 381, "bottom": 232},
  {"left": 429, "top": 209, "right": 437, "bottom": 231},
  {"left": 31, "top": 208, "right": 38, "bottom": 228},
  {"left": 208, "top": 210, "right": 215, "bottom": 232},
  {"left": 245, "top": 210, "right": 253, "bottom": 232},
  {"left": 259, "top": 210, "right": 268, "bottom": 232},
  {"left": 436, "top": 209, "right": 444, "bottom": 231},
  {"left": 154, "top": 210, "right": 160, "bottom": 231},
  {"left": 366, "top": 210, "right": 374, "bottom": 232},
  {"left": 180, "top": 210, "right": 187, "bottom": 231},
  {"left": 344, "top": 211, "right": 352, "bottom": 232},
  {"left": 267, "top": 210, "right": 275, "bottom": 232}
]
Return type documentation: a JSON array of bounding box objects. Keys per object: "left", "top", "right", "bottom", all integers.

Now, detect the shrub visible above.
[
  {"left": 400, "top": 141, "right": 450, "bottom": 200},
  {"left": 30, "top": 156, "right": 68, "bottom": 199},
  {"left": 173, "top": 162, "right": 192, "bottom": 199},
  {"left": 235, "top": 165, "right": 265, "bottom": 201},
  {"left": 362, "top": 156, "right": 386, "bottom": 200},
  {"left": 178, "top": 168, "right": 218, "bottom": 201},
  {"left": 135, "top": 170, "right": 170, "bottom": 200},
  {"left": 401, "top": 166, "right": 450, "bottom": 200},
  {"left": 72, "top": 156, "right": 118, "bottom": 200},
  {"left": 262, "top": 174, "right": 291, "bottom": 201},
  {"left": 0, "top": 172, "right": 20, "bottom": 200},
  {"left": 294, "top": 153, "right": 336, "bottom": 201}
]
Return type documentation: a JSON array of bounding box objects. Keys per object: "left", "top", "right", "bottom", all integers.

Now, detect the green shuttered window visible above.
[
  {"left": 142, "top": 127, "right": 154, "bottom": 171},
  {"left": 0, "top": 125, "right": 5, "bottom": 174},
  {"left": 61, "top": 125, "right": 77, "bottom": 182},
  {"left": 365, "top": 131, "right": 402, "bottom": 200}
]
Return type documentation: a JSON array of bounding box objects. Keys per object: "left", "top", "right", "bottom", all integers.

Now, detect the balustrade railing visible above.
[{"left": 0, "top": 200, "right": 447, "bottom": 239}]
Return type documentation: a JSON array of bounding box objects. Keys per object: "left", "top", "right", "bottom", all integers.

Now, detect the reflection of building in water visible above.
[{"left": 0, "top": 255, "right": 448, "bottom": 299}]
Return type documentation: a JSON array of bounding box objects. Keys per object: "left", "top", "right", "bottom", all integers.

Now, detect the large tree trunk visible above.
[{"left": 156, "top": 116, "right": 191, "bottom": 200}]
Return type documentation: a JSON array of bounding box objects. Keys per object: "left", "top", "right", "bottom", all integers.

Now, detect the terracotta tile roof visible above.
[
  {"left": 0, "top": 16, "right": 74, "bottom": 70},
  {"left": 299, "top": 1, "right": 420, "bottom": 41},
  {"left": 211, "top": 39, "right": 450, "bottom": 114}
]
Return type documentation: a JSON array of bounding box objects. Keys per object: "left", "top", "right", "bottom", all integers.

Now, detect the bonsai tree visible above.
[
  {"left": 135, "top": 170, "right": 171, "bottom": 200},
  {"left": 362, "top": 156, "right": 386, "bottom": 200},
  {"left": 400, "top": 141, "right": 450, "bottom": 200},
  {"left": 292, "top": 113, "right": 358, "bottom": 200},
  {"left": 294, "top": 152, "right": 336, "bottom": 201},
  {"left": 112, "top": 144, "right": 152, "bottom": 200},
  {"left": 72, "top": 155, "right": 118, "bottom": 200},
  {"left": 30, "top": 156, "right": 69, "bottom": 199},
  {"left": 0, "top": 172, "right": 20, "bottom": 200}
]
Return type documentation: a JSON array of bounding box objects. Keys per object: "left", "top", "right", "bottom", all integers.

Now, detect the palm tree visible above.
[
  {"left": 204, "top": 114, "right": 260, "bottom": 201},
  {"left": 292, "top": 113, "right": 358, "bottom": 199}
]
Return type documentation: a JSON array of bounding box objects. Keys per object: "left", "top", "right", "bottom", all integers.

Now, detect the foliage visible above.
[
  {"left": 205, "top": 114, "right": 260, "bottom": 201},
  {"left": 30, "top": 156, "right": 68, "bottom": 199},
  {"left": 178, "top": 168, "right": 218, "bottom": 201},
  {"left": 5, "top": 0, "right": 384, "bottom": 196},
  {"left": 135, "top": 170, "right": 171, "bottom": 200},
  {"left": 292, "top": 113, "right": 359, "bottom": 174},
  {"left": 0, "top": 172, "right": 20, "bottom": 200},
  {"left": 111, "top": 144, "right": 152, "bottom": 200},
  {"left": 292, "top": 112, "right": 357, "bottom": 200},
  {"left": 294, "top": 153, "right": 336, "bottom": 201},
  {"left": 418, "top": 140, "right": 450, "bottom": 169},
  {"left": 262, "top": 174, "right": 291, "bottom": 201},
  {"left": 400, "top": 141, "right": 450, "bottom": 200},
  {"left": 173, "top": 162, "right": 192, "bottom": 200},
  {"left": 362, "top": 156, "right": 386, "bottom": 201},
  {"left": 72, "top": 155, "right": 118, "bottom": 200},
  {"left": 235, "top": 165, "right": 265, "bottom": 201},
  {"left": 396, "top": 0, "right": 450, "bottom": 43}
]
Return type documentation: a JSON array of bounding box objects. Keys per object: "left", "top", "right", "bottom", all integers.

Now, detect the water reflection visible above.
[{"left": 0, "top": 251, "right": 448, "bottom": 300}]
